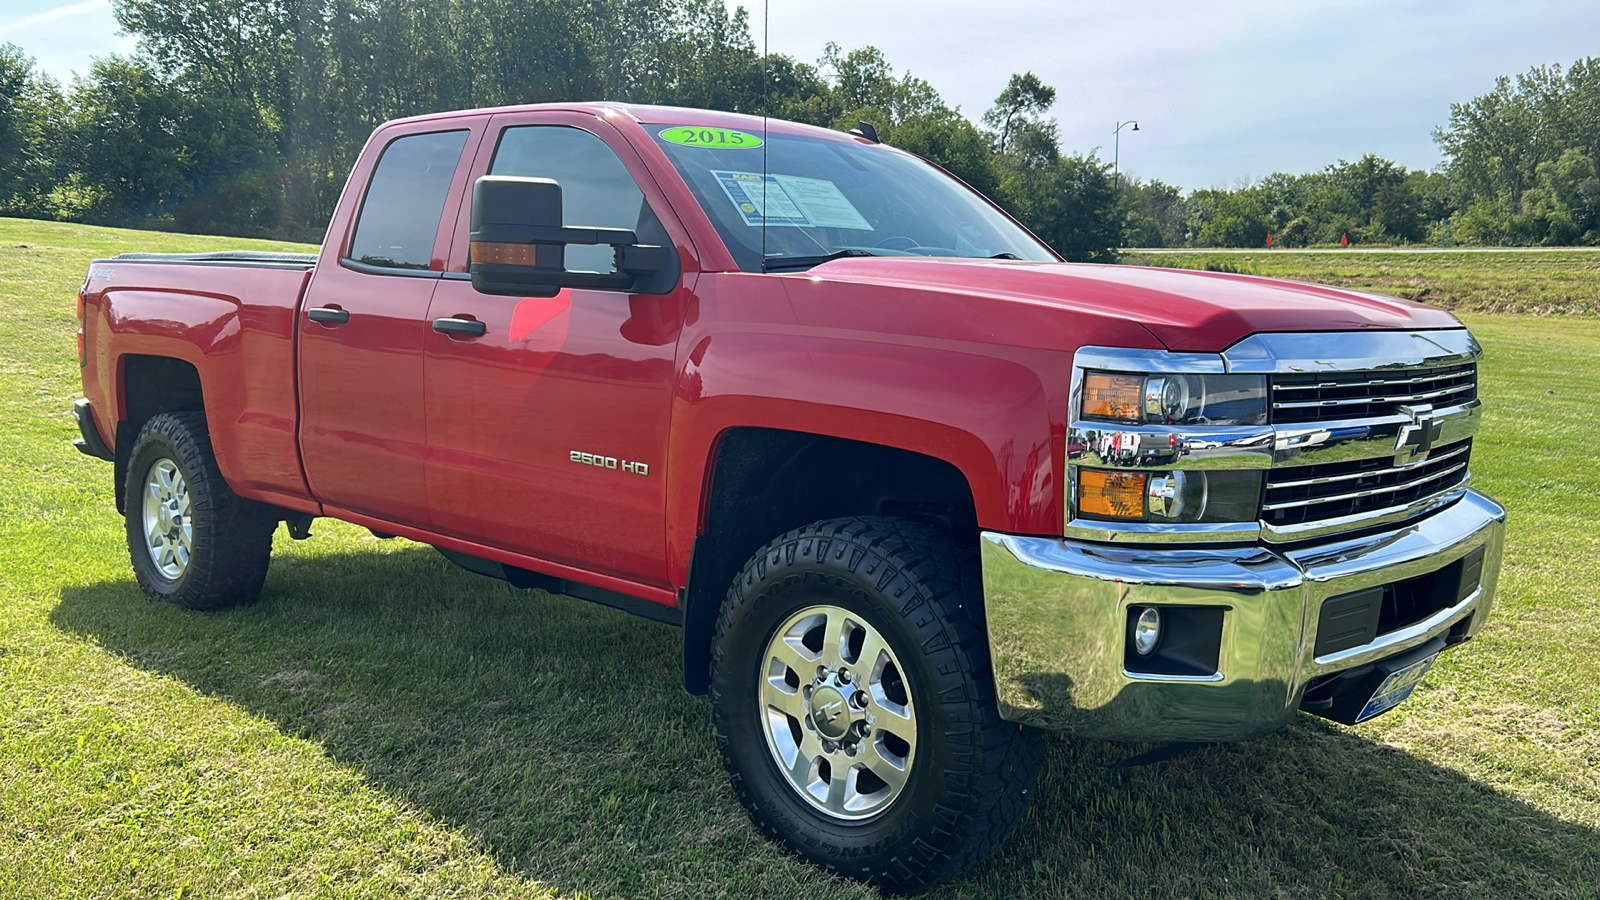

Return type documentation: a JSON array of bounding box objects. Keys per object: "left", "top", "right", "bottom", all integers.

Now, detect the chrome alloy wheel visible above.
[
  {"left": 141, "top": 457, "right": 192, "bottom": 580},
  {"left": 759, "top": 605, "right": 918, "bottom": 820}
]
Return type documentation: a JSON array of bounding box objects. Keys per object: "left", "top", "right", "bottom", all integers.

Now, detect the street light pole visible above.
[{"left": 1113, "top": 120, "right": 1140, "bottom": 191}]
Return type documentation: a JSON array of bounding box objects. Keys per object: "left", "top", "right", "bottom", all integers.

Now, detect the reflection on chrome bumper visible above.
[{"left": 980, "top": 490, "right": 1506, "bottom": 742}]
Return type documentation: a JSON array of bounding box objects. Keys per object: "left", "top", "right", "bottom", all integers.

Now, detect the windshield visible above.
[{"left": 647, "top": 124, "right": 1057, "bottom": 271}]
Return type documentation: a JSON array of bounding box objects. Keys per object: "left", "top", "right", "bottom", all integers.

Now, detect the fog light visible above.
[{"left": 1133, "top": 607, "right": 1162, "bottom": 656}]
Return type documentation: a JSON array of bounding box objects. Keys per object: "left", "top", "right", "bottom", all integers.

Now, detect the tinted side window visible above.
[
  {"left": 489, "top": 126, "right": 655, "bottom": 274},
  {"left": 349, "top": 129, "right": 469, "bottom": 270}
]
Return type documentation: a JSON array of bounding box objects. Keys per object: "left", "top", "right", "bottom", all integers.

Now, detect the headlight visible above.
[
  {"left": 1082, "top": 372, "right": 1268, "bottom": 426},
  {"left": 1076, "top": 468, "right": 1262, "bottom": 523}
]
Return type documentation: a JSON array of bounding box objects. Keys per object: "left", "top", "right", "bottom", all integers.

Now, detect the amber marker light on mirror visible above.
[
  {"left": 1082, "top": 373, "right": 1143, "bottom": 422},
  {"left": 470, "top": 242, "right": 555, "bottom": 266},
  {"left": 1078, "top": 469, "right": 1149, "bottom": 519}
]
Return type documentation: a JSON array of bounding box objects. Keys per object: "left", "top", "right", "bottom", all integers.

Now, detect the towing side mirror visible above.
[{"left": 468, "top": 175, "right": 678, "bottom": 297}]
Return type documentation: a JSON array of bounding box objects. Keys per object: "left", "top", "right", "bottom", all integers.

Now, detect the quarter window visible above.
[{"left": 349, "top": 129, "right": 469, "bottom": 271}]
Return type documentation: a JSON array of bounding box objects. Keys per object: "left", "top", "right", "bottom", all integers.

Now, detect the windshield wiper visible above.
[
  {"left": 762, "top": 249, "right": 878, "bottom": 272},
  {"left": 989, "top": 252, "right": 1022, "bottom": 260}
]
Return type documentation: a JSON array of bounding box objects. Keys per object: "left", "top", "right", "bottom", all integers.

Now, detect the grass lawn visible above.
[
  {"left": 2, "top": 216, "right": 1597, "bottom": 898},
  {"left": 1125, "top": 248, "right": 1600, "bottom": 317}
]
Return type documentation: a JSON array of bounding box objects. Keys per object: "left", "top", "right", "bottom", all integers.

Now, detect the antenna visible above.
[{"left": 761, "top": 0, "right": 769, "bottom": 267}]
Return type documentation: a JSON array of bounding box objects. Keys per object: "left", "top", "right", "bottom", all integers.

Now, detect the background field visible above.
[
  {"left": 2, "top": 218, "right": 1597, "bottom": 898},
  {"left": 1125, "top": 248, "right": 1600, "bottom": 317}
]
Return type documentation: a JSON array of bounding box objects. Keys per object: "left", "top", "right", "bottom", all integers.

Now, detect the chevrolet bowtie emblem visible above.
[{"left": 1393, "top": 404, "right": 1443, "bottom": 465}]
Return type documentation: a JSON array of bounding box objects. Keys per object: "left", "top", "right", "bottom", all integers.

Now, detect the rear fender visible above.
[{"left": 91, "top": 261, "right": 317, "bottom": 512}]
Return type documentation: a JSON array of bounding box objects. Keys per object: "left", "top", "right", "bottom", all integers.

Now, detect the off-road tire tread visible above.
[
  {"left": 125, "top": 412, "right": 275, "bottom": 610},
  {"left": 711, "top": 516, "right": 1045, "bottom": 894}
]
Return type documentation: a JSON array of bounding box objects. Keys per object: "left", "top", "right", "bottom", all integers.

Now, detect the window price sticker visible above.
[
  {"left": 712, "top": 171, "right": 809, "bottom": 227},
  {"left": 712, "top": 171, "right": 873, "bottom": 231}
]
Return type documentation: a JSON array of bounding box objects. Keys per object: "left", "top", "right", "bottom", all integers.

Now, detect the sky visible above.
[
  {"left": 4, "top": 0, "right": 1598, "bottom": 190},
  {"left": 737, "top": 0, "right": 1600, "bottom": 189},
  {"left": 0, "top": 1, "right": 132, "bottom": 78}
]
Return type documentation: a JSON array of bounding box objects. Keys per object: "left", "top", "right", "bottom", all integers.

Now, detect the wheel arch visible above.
[
  {"left": 114, "top": 354, "right": 206, "bottom": 514},
  {"left": 681, "top": 426, "right": 980, "bottom": 694}
]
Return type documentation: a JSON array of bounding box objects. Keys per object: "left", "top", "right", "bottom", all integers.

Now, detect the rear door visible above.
[
  {"left": 422, "top": 111, "right": 698, "bottom": 588},
  {"left": 297, "top": 119, "right": 484, "bottom": 525}
]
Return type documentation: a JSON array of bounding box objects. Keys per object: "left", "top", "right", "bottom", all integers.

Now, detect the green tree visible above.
[
  {"left": 882, "top": 109, "right": 999, "bottom": 198},
  {"left": 762, "top": 54, "right": 839, "bottom": 126},
  {"left": 63, "top": 55, "right": 277, "bottom": 233},
  {"left": 1022, "top": 153, "right": 1120, "bottom": 262},
  {"left": 631, "top": 0, "right": 762, "bottom": 112},
  {"left": 822, "top": 43, "right": 944, "bottom": 128},
  {"left": 1118, "top": 177, "right": 1185, "bottom": 247},
  {"left": 1190, "top": 189, "right": 1271, "bottom": 247},
  {"left": 1435, "top": 73, "right": 1544, "bottom": 206},
  {"left": 61, "top": 56, "right": 190, "bottom": 224},
  {"left": 1435, "top": 57, "right": 1600, "bottom": 245},
  {"left": 0, "top": 44, "right": 64, "bottom": 218},
  {"left": 979, "top": 74, "right": 1118, "bottom": 259},
  {"left": 1513, "top": 149, "right": 1599, "bottom": 245},
  {"left": 1323, "top": 155, "right": 1423, "bottom": 242},
  {"left": 981, "top": 72, "right": 1054, "bottom": 155},
  {"left": 1277, "top": 216, "right": 1315, "bottom": 248}
]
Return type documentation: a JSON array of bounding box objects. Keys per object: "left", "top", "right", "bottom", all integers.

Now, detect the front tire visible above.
[
  {"left": 712, "top": 517, "right": 1044, "bottom": 893},
  {"left": 125, "top": 412, "right": 276, "bottom": 610}
]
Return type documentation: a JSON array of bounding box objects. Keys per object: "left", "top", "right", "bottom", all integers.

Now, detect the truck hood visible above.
[{"left": 809, "top": 258, "right": 1463, "bottom": 352}]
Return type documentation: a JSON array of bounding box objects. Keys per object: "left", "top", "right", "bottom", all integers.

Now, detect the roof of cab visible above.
[{"left": 379, "top": 102, "right": 863, "bottom": 143}]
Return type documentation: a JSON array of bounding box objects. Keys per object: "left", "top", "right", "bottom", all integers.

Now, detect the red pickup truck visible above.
[{"left": 72, "top": 102, "right": 1506, "bottom": 892}]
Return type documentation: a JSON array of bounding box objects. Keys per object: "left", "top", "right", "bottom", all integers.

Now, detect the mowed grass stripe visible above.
[
  {"left": 1126, "top": 248, "right": 1600, "bottom": 316},
  {"left": 1, "top": 217, "right": 1597, "bottom": 898}
]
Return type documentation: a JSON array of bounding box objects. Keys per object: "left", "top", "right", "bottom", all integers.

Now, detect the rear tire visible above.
[
  {"left": 712, "top": 517, "right": 1044, "bottom": 894},
  {"left": 125, "top": 412, "right": 276, "bottom": 610}
]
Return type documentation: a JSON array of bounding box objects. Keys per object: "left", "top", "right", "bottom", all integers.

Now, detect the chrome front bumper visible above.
[{"left": 980, "top": 490, "right": 1506, "bottom": 741}]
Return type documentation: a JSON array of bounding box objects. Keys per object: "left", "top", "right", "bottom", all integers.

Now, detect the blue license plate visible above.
[{"left": 1355, "top": 652, "right": 1438, "bottom": 723}]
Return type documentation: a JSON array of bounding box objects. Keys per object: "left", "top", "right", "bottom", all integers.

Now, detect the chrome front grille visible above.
[
  {"left": 1262, "top": 439, "right": 1472, "bottom": 528},
  {"left": 1066, "top": 331, "right": 1485, "bottom": 546},
  {"left": 1270, "top": 362, "right": 1476, "bottom": 425}
]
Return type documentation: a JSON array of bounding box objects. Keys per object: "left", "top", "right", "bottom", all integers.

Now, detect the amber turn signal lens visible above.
[
  {"left": 1083, "top": 373, "right": 1144, "bottom": 421},
  {"left": 1078, "top": 469, "right": 1148, "bottom": 519},
  {"left": 470, "top": 241, "right": 552, "bottom": 266}
]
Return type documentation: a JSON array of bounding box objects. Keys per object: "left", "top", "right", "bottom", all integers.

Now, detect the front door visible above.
[
  {"left": 298, "top": 123, "right": 482, "bottom": 526},
  {"left": 422, "top": 113, "right": 696, "bottom": 588}
]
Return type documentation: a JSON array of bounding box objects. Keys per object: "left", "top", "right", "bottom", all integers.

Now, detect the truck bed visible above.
[
  {"left": 110, "top": 250, "right": 319, "bottom": 268},
  {"left": 82, "top": 252, "right": 320, "bottom": 511}
]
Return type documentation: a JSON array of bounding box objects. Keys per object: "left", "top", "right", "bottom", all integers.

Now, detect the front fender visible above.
[
  {"left": 669, "top": 329, "right": 1055, "bottom": 533},
  {"left": 662, "top": 270, "right": 1162, "bottom": 587}
]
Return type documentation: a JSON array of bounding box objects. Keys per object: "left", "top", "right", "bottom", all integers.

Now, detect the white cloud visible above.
[
  {"left": 1, "top": 0, "right": 135, "bottom": 82},
  {"left": 0, "top": 0, "right": 109, "bottom": 38}
]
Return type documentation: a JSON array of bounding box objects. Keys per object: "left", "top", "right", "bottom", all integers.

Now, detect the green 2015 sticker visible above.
[{"left": 659, "top": 126, "right": 763, "bottom": 149}]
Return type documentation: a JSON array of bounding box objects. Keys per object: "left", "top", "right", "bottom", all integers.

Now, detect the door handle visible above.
[
  {"left": 433, "top": 317, "right": 487, "bottom": 338},
  {"left": 307, "top": 306, "right": 349, "bottom": 325}
]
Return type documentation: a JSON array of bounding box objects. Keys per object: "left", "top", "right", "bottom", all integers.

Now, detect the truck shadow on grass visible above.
[{"left": 53, "top": 543, "right": 1600, "bottom": 899}]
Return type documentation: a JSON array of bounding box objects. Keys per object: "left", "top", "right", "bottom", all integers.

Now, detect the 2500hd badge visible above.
[{"left": 570, "top": 450, "right": 650, "bottom": 475}]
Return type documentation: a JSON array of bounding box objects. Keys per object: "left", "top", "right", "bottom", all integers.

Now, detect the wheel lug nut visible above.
[{"left": 838, "top": 668, "right": 852, "bottom": 684}]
